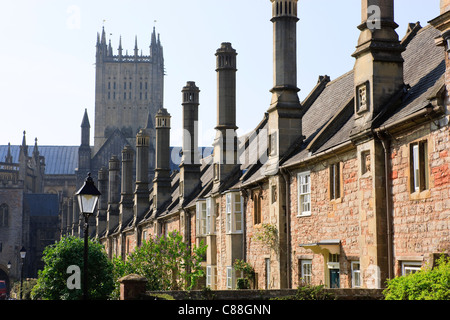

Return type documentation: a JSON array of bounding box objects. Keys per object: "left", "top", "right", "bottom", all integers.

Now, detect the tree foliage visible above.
[
  {"left": 233, "top": 259, "right": 255, "bottom": 289},
  {"left": 31, "top": 236, "right": 114, "bottom": 300},
  {"left": 112, "top": 231, "right": 207, "bottom": 297},
  {"left": 383, "top": 255, "right": 450, "bottom": 300}
]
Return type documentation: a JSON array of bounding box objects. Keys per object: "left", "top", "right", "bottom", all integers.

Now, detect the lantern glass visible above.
[{"left": 77, "top": 194, "right": 99, "bottom": 215}]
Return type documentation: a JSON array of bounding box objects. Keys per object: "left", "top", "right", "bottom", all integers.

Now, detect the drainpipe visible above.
[
  {"left": 280, "top": 168, "right": 291, "bottom": 289},
  {"left": 377, "top": 132, "right": 394, "bottom": 280}
]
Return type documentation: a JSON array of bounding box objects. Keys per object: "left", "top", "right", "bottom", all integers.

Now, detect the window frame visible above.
[
  {"left": 0, "top": 204, "right": 8, "bottom": 227},
  {"left": 330, "top": 163, "right": 341, "bottom": 200},
  {"left": 206, "top": 197, "right": 216, "bottom": 235},
  {"left": 253, "top": 193, "right": 262, "bottom": 225},
  {"left": 300, "top": 259, "right": 312, "bottom": 286},
  {"left": 196, "top": 200, "right": 207, "bottom": 236},
  {"left": 351, "top": 261, "right": 361, "bottom": 288},
  {"left": 225, "top": 192, "right": 243, "bottom": 234},
  {"left": 401, "top": 261, "right": 422, "bottom": 276},
  {"left": 297, "top": 171, "right": 311, "bottom": 217},
  {"left": 265, "top": 258, "right": 271, "bottom": 289},
  {"left": 226, "top": 266, "right": 235, "bottom": 289},
  {"left": 206, "top": 265, "right": 217, "bottom": 289},
  {"left": 410, "top": 141, "right": 428, "bottom": 193}
]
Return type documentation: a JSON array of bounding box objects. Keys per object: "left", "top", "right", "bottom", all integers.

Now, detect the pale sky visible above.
[{"left": 0, "top": 0, "right": 440, "bottom": 148}]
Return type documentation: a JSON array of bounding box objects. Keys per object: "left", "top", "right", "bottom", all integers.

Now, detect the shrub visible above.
[
  {"left": 31, "top": 236, "right": 114, "bottom": 300},
  {"left": 112, "top": 231, "right": 207, "bottom": 296},
  {"left": 233, "top": 259, "right": 255, "bottom": 289},
  {"left": 271, "top": 284, "right": 335, "bottom": 300},
  {"left": 383, "top": 255, "right": 450, "bottom": 300}
]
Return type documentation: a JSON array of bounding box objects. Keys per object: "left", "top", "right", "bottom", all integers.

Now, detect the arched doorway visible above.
[{"left": 0, "top": 267, "right": 10, "bottom": 299}]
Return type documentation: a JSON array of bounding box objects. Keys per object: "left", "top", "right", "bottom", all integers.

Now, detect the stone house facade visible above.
[{"left": 70, "top": 0, "right": 450, "bottom": 292}]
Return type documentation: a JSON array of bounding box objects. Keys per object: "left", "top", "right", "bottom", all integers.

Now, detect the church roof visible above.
[{"left": 0, "top": 145, "right": 79, "bottom": 175}]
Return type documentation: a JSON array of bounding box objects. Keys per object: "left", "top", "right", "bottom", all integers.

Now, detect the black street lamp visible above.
[
  {"left": 19, "top": 247, "right": 26, "bottom": 300},
  {"left": 75, "top": 173, "right": 101, "bottom": 300}
]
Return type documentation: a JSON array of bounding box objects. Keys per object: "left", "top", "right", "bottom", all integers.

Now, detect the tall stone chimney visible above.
[
  {"left": 179, "top": 81, "right": 201, "bottom": 201},
  {"left": 351, "top": 0, "right": 405, "bottom": 289},
  {"left": 442, "top": 0, "right": 450, "bottom": 14},
  {"left": 106, "top": 155, "right": 120, "bottom": 235},
  {"left": 350, "top": 0, "right": 405, "bottom": 139},
  {"left": 120, "top": 145, "right": 134, "bottom": 227},
  {"left": 430, "top": 0, "right": 450, "bottom": 100},
  {"left": 134, "top": 129, "right": 150, "bottom": 220},
  {"left": 213, "top": 42, "right": 238, "bottom": 190},
  {"left": 265, "top": 0, "right": 303, "bottom": 176},
  {"left": 153, "top": 108, "right": 172, "bottom": 211},
  {"left": 96, "top": 166, "right": 108, "bottom": 238}
]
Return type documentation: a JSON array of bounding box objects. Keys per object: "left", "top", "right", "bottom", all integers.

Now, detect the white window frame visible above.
[
  {"left": 226, "top": 266, "right": 236, "bottom": 289},
  {"left": 196, "top": 201, "right": 207, "bottom": 236},
  {"left": 206, "top": 197, "right": 215, "bottom": 235},
  {"left": 300, "top": 259, "right": 312, "bottom": 285},
  {"left": 225, "top": 192, "right": 243, "bottom": 234},
  {"left": 206, "top": 265, "right": 217, "bottom": 289},
  {"left": 265, "top": 258, "right": 271, "bottom": 289},
  {"left": 226, "top": 194, "right": 232, "bottom": 233},
  {"left": 402, "top": 261, "right": 422, "bottom": 276},
  {"left": 410, "top": 141, "right": 428, "bottom": 193},
  {"left": 412, "top": 144, "right": 420, "bottom": 192},
  {"left": 351, "top": 261, "right": 361, "bottom": 288},
  {"left": 297, "top": 171, "right": 311, "bottom": 216}
]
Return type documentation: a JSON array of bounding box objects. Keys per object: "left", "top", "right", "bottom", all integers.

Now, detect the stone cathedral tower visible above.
[
  {"left": 94, "top": 26, "right": 164, "bottom": 154},
  {"left": 76, "top": 26, "right": 164, "bottom": 188}
]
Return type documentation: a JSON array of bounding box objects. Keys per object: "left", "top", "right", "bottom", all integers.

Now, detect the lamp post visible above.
[
  {"left": 19, "top": 246, "right": 26, "bottom": 300},
  {"left": 7, "top": 261, "right": 11, "bottom": 299},
  {"left": 75, "top": 173, "right": 101, "bottom": 300}
]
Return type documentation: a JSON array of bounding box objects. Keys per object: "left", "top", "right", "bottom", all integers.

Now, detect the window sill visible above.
[
  {"left": 226, "top": 232, "right": 243, "bottom": 235},
  {"left": 409, "top": 189, "right": 431, "bottom": 201},
  {"left": 330, "top": 197, "right": 342, "bottom": 204},
  {"left": 297, "top": 213, "right": 311, "bottom": 218}
]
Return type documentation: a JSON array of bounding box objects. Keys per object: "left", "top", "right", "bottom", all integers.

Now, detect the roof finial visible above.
[{"left": 134, "top": 35, "right": 139, "bottom": 56}]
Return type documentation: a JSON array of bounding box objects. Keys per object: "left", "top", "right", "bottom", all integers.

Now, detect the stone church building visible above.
[{"left": 1, "top": 0, "right": 449, "bottom": 293}]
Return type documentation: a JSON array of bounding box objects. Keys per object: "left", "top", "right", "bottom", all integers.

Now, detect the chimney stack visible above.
[
  {"left": 213, "top": 43, "right": 239, "bottom": 189},
  {"left": 153, "top": 108, "right": 172, "bottom": 211},
  {"left": 265, "top": 0, "right": 303, "bottom": 176},
  {"left": 96, "top": 166, "right": 108, "bottom": 238},
  {"left": 106, "top": 155, "right": 120, "bottom": 235},
  {"left": 180, "top": 81, "right": 201, "bottom": 201},
  {"left": 429, "top": 0, "right": 450, "bottom": 99},
  {"left": 351, "top": 0, "right": 404, "bottom": 138},
  {"left": 134, "top": 129, "right": 150, "bottom": 220},
  {"left": 120, "top": 145, "right": 134, "bottom": 227}
]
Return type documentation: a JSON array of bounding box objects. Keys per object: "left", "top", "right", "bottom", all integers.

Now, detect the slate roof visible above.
[
  {"left": 0, "top": 145, "right": 79, "bottom": 175},
  {"left": 0, "top": 144, "right": 212, "bottom": 176},
  {"left": 280, "top": 24, "right": 445, "bottom": 170},
  {"left": 280, "top": 71, "right": 355, "bottom": 168},
  {"left": 377, "top": 25, "right": 445, "bottom": 127}
]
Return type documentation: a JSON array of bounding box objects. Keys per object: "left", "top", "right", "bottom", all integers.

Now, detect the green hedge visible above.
[{"left": 383, "top": 255, "right": 450, "bottom": 300}]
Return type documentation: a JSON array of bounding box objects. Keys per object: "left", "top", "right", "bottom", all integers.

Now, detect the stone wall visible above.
[
  {"left": 141, "top": 288, "right": 384, "bottom": 301},
  {"left": 390, "top": 122, "right": 450, "bottom": 273},
  {"left": 0, "top": 189, "right": 24, "bottom": 279},
  {"left": 289, "top": 150, "right": 360, "bottom": 288}
]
